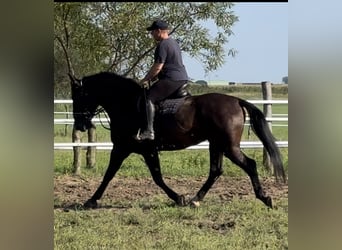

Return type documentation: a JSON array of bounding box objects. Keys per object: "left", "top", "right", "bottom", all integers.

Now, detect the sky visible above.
[{"left": 183, "top": 3, "right": 288, "bottom": 84}]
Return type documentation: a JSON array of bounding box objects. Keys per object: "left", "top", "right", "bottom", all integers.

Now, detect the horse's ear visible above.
[{"left": 68, "top": 73, "right": 81, "bottom": 87}]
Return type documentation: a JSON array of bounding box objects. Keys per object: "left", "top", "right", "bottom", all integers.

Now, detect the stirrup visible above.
[{"left": 135, "top": 130, "right": 155, "bottom": 141}]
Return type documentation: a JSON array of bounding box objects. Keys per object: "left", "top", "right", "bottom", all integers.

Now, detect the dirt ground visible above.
[{"left": 54, "top": 175, "right": 288, "bottom": 210}]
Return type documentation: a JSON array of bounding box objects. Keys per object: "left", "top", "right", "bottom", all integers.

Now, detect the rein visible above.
[
  {"left": 73, "top": 107, "right": 111, "bottom": 131},
  {"left": 95, "top": 107, "right": 111, "bottom": 130}
]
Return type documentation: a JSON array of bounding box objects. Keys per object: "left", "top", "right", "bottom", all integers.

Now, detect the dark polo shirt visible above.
[{"left": 154, "top": 37, "right": 188, "bottom": 81}]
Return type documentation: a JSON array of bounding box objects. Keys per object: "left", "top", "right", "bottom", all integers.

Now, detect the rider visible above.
[{"left": 136, "top": 19, "right": 189, "bottom": 141}]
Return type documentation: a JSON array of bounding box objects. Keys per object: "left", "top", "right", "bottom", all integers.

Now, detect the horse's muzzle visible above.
[
  {"left": 74, "top": 122, "right": 87, "bottom": 132},
  {"left": 74, "top": 119, "right": 93, "bottom": 132}
]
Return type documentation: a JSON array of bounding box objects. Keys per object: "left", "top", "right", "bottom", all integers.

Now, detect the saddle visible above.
[
  {"left": 137, "top": 83, "right": 191, "bottom": 115},
  {"left": 157, "top": 83, "right": 191, "bottom": 115}
]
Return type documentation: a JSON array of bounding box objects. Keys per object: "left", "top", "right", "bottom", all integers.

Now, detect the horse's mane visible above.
[
  {"left": 83, "top": 71, "right": 140, "bottom": 93},
  {"left": 85, "top": 71, "right": 138, "bottom": 84}
]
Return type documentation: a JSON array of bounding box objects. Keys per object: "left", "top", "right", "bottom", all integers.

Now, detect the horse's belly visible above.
[{"left": 156, "top": 131, "right": 204, "bottom": 151}]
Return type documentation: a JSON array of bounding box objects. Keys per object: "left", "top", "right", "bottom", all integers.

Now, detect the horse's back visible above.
[
  {"left": 154, "top": 93, "right": 247, "bottom": 150},
  {"left": 167, "top": 93, "right": 243, "bottom": 130},
  {"left": 191, "top": 93, "right": 243, "bottom": 117},
  {"left": 184, "top": 93, "right": 246, "bottom": 143},
  {"left": 193, "top": 92, "right": 240, "bottom": 104}
]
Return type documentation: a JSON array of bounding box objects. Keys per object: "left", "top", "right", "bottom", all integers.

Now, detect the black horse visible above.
[{"left": 69, "top": 72, "right": 286, "bottom": 209}]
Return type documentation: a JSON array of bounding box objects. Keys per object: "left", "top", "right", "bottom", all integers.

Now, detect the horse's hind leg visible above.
[
  {"left": 189, "top": 146, "right": 224, "bottom": 205},
  {"left": 225, "top": 146, "right": 273, "bottom": 208}
]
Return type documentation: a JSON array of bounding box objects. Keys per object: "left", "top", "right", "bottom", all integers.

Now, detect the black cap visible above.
[{"left": 146, "top": 20, "right": 169, "bottom": 31}]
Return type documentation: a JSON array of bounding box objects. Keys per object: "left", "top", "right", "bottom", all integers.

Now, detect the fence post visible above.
[
  {"left": 261, "top": 81, "right": 272, "bottom": 172},
  {"left": 64, "top": 105, "right": 69, "bottom": 136},
  {"left": 86, "top": 124, "right": 96, "bottom": 168},
  {"left": 72, "top": 128, "right": 82, "bottom": 175}
]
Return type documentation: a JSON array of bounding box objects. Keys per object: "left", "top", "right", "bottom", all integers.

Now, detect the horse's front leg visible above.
[
  {"left": 143, "top": 150, "right": 187, "bottom": 206},
  {"left": 189, "top": 148, "right": 223, "bottom": 207},
  {"left": 84, "top": 147, "right": 131, "bottom": 209}
]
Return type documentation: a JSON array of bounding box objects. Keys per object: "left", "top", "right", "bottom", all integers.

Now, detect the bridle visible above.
[
  {"left": 73, "top": 107, "right": 111, "bottom": 131},
  {"left": 73, "top": 80, "right": 111, "bottom": 131}
]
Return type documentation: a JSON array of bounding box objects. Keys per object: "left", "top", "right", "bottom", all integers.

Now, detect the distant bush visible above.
[
  {"left": 194, "top": 80, "right": 208, "bottom": 86},
  {"left": 187, "top": 84, "right": 288, "bottom": 96}
]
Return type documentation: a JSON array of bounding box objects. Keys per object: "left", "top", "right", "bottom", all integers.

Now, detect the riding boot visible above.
[{"left": 137, "top": 100, "right": 155, "bottom": 141}]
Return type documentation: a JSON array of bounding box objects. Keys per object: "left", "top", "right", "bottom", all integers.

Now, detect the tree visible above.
[
  {"left": 54, "top": 2, "right": 239, "bottom": 94},
  {"left": 282, "top": 76, "right": 288, "bottom": 84}
]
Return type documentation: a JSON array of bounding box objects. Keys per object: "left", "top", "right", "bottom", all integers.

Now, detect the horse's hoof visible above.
[
  {"left": 84, "top": 199, "right": 97, "bottom": 209},
  {"left": 264, "top": 196, "right": 273, "bottom": 209},
  {"left": 176, "top": 195, "right": 187, "bottom": 206},
  {"left": 190, "top": 200, "right": 200, "bottom": 208}
]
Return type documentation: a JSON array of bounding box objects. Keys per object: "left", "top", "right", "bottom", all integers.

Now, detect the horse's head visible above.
[{"left": 69, "top": 73, "right": 98, "bottom": 132}]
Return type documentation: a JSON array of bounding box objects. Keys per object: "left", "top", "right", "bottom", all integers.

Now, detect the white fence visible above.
[
  {"left": 54, "top": 99, "right": 288, "bottom": 150},
  {"left": 54, "top": 141, "right": 288, "bottom": 150}
]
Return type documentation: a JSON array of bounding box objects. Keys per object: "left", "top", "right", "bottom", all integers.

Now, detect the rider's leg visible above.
[{"left": 137, "top": 99, "right": 155, "bottom": 140}]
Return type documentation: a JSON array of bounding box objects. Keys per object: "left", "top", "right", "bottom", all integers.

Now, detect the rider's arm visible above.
[{"left": 141, "top": 62, "right": 164, "bottom": 82}]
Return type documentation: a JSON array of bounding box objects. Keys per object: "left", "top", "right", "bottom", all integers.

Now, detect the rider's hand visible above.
[{"left": 139, "top": 80, "right": 149, "bottom": 89}]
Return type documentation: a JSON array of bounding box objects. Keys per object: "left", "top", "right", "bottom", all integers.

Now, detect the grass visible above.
[
  {"left": 54, "top": 196, "right": 288, "bottom": 249},
  {"left": 54, "top": 148, "right": 288, "bottom": 179}
]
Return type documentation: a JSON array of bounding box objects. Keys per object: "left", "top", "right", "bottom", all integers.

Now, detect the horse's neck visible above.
[
  {"left": 100, "top": 95, "right": 140, "bottom": 130},
  {"left": 89, "top": 76, "right": 141, "bottom": 133}
]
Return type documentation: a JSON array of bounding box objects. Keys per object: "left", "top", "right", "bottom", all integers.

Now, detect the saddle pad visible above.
[{"left": 158, "top": 98, "right": 185, "bottom": 115}]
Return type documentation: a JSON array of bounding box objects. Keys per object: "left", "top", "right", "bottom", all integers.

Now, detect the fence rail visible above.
[
  {"left": 54, "top": 99, "right": 288, "bottom": 125},
  {"left": 54, "top": 141, "right": 288, "bottom": 150},
  {"left": 54, "top": 100, "right": 288, "bottom": 104},
  {"left": 54, "top": 116, "right": 288, "bottom": 125},
  {"left": 54, "top": 99, "right": 288, "bottom": 150}
]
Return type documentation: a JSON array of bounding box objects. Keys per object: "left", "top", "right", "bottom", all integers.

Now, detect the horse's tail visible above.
[{"left": 239, "top": 99, "right": 287, "bottom": 183}]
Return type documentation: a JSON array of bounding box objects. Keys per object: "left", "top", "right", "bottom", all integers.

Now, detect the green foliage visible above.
[{"left": 54, "top": 3, "right": 238, "bottom": 89}]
